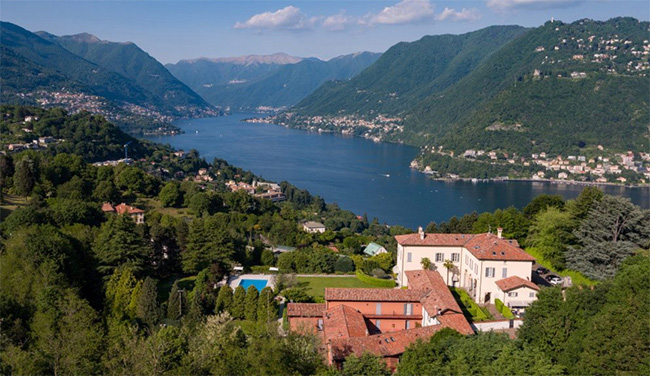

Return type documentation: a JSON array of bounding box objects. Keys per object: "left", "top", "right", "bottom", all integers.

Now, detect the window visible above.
[
  {"left": 407, "top": 252, "right": 412, "bottom": 262},
  {"left": 502, "top": 268, "right": 508, "bottom": 278},
  {"left": 376, "top": 303, "right": 382, "bottom": 315},
  {"left": 435, "top": 253, "right": 444, "bottom": 262},
  {"left": 452, "top": 253, "right": 460, "bottom": 262},
  {"left": 317, "top": 319, "right": 323, "bottom": 331},
  {"left": 404, "top": 303, "right": 413, "bottom": 315},
  {"left": 469, "top": 259, "right": 473, "bottom": 269},
  {"left": 465, "top": 257, "right": 469, "bottom": 266},
  {"left": 508, "top": 292, "right": 518, "bottom": 297},
  {"left": 485, "top": 267, "right": 495, "bottom": 278},
  {"left": 375, "top": 320, "right": 381, "bottom": 329},
  {"left": 529, "top": 292, "right": 536, "bottom": 298},
  {"left": 475, "top": 264, "right": 478, "bottom": 274},
  {"left": 406, "top": 321, "right": 410, "bottom": 330}
]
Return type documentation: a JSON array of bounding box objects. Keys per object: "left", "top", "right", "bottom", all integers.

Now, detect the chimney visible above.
[
  {"left": 497, "top": 228, "right": 503, "bottom": 239},
  {"left": 418, "top": 226, "right": 424, "bottom": 240}
]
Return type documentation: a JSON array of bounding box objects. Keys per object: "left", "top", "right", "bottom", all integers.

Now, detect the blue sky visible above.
[{"left": 2, "top": 1, "right": 648, "bottom": 64}]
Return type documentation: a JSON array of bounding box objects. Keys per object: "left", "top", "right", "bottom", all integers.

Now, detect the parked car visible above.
[
  {"left": 536, "top": 267, "right": 549, "bottom": 275},
  {"left": 546, "top": 275, "right": 563, "bottom": 285}
]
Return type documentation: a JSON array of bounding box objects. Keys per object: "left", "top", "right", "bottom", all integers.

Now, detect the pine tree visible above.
[
  {"left": 167, "top": 281, "right": 184, "bottom": 320},
  {"left": 215, "top": 285, "right": 233, "bottom": 313},
  {"left": 136, "top": 277, "right": 160, "bottom": 326},
  {"left": 13, "top": 157, "right": 36, "bottom": 199},
  {"left": 230, "top": 286, "right": 246, "bottom": 319},
  {"left": 257, "top": 287, "right": 276, "bottom": 323},
  {"left": 244, "top": 286, "right": 258, "bottom": 321}
]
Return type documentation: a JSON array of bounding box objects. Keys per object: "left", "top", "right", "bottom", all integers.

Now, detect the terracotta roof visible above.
[
  {"left": 405, "top": 270, "right": 463, "bottom": 315},
  {"left": 287, "top": 303, "right": 326, "bottom": 317},
  {"left": 395, "top": 233, "right": 471, "bottom": 247},
  {"left": 396, "top": 232, "right": 533, "bottom": 262},
  {"left": 437, "top": 314, "right": 474, "bottom": 335},
  {"left": 329, "top": 325, "right": 445, "bottom": 360},
  {"left": 325, "top": 288, "right": 424, "bottom": 302},
  {"left": 101, "top": 203, "right": 115, "bottom": 212},
  {"left": 463, "top": 234, "right": 534, "bottom": 261},
  {"left": 114, "top": 203, "right": 144, "bottom": 215},
  {"left": 495, "top": 276, "right": 539, "bottom": 292},
  {"left": 323, "top": 305, "right": 369, "bottom": 342}
]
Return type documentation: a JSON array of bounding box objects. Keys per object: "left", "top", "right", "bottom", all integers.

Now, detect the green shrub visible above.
[
  {"left": 495, "top": 298, "right": 515, "bottom": 319},
  {"left": 355, "top": 270, "right": 396, "bottom": 288},
  {"left": 334, "top": 256, "right": 355, "bottom": 273},
  {"left": 250, "top": 265, "right": 271, "bottom": 274}
]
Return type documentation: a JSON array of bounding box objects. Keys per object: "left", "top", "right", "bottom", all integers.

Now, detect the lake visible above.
[{"left": 144, "top": 114, "right": 649, "bottom": 229}]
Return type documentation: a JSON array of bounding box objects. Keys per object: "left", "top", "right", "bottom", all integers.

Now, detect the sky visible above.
[{"left": 2, "top": 0, "right": 649, "bottom": 64}]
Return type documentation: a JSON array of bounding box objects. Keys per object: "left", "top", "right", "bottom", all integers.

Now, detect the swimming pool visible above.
[{"left": 238, "top": 279, "right": 268, "bottom": 291}]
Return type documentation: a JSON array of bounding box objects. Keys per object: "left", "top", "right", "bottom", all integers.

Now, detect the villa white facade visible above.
[{"left": 395, "top": 228, "right": 537, "bottom": 305}]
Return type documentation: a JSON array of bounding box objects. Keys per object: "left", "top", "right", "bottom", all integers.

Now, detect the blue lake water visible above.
[{"left": 144, "top": 114, "right": 649, "bottom": 229}]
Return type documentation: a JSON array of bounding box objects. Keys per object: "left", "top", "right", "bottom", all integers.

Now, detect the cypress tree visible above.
[
  {"left": 167, "top": 281, "right": 184, "bottom": 320},
  {"left": 257, "top": 287, "right": 276, "bottom": 323},
  {"left": 231, "top": 286, "right": 246, "bottom": 319},
  {"left": 244, "top": 286, "right": 259, "bottom": 321},
  {"left": 215, "top": 285, "right": 233, "bottom": 313},
  {"left": 136, "top": 277, "right": 160, "bottom": 326}
]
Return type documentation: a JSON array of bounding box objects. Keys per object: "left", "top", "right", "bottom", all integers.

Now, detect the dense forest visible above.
[{"left": 0, "top": 106, "right": 648, "bottom": 374}]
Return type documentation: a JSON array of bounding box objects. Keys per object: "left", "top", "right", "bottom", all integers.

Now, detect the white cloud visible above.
[
  {"left": 234, "top": 6, "right": 317, "bottom": 31},
  {"left": 436, "top": 7, "right": 482, "bottom": 21},
  {"left": 486, "top": 0, "right": 581, "bottom": 9},
  {"left": 323, "top": 12, "right": 358, "bottom": 31},
  {"left": 366, "top": 0, "right": 435, "bottom": 26}
]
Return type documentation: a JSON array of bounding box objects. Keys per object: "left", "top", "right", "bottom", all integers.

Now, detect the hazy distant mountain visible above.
[
  {"left": 36, "top": 31, "right": 212, "bottom": 113},
  {"left": 168, "top": 52, "right": 381, "bottom": 111}
]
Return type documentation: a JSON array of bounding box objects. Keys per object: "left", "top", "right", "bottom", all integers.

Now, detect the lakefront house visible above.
[{"left": 394, "top": 227, "right": 536, "bottom": 306}]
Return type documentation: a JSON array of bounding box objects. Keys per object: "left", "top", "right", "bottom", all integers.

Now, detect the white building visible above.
[
  {"left": 302, "top": 221, "right": 326, "bottom": 233},
  {"left": 394, "top": 227, "right": 536, "bottom": 305}
]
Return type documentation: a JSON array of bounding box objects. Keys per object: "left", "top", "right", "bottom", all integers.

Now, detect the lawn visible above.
[
  {"left": 296, "top": 276, "right": 391, "bottom": 300},
  {"left": 526, "top": 247, "right": 597, "bottom": 286},
  {"left": 158, "top": 275, "right": 197, "bottom": 301},
  {"left": 0, "top": 194, "right": 29, "bottom": 220},
  {"left": 138, "top": 197, "right": 195, "bottom": 219}
]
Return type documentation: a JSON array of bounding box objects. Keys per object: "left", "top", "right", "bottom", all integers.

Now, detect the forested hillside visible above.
[
  {"left": 0, "top": 22, "right": 217, "bottom": 134},
  {"left": 36, "top": 31, "right": 212, "bottom": 114}
]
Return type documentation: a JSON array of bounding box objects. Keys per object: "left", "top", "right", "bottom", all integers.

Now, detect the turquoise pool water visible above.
[{"left": 239, "top": 279, "right": 268, "bottom": 291}]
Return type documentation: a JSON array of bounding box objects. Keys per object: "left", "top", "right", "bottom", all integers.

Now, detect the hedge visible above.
[
  {"left": 495, "top": 298, "right": 515, "bottom": 319},
  {"left": 356, "top": 270, "right": 396, "bottom": 288},
  {"left": 451, "top": 288, "right": 489, "bottom": 321}
]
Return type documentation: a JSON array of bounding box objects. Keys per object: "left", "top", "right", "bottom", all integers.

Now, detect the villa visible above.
[
  {"left": 102, "top": 202, "right": 145, "bottom": 224},
  {"left": 302, "top": 221, "right": 326, "bottom": 233},
  {"left": 394, "top": 228, "right": 536, "bottom": 306},
  {"left": 287, "top": 269, "right": 473, "bottom": 371}
]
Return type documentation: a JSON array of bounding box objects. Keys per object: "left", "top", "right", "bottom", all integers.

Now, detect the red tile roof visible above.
[
  {"left": 463, "top": 234, "right": 534, "bottom": 261},
  {"left": 329, "top": 325, "right": 445, "bottom": 360},
  {"left": 114, "top": 203, "right": 144, "bottom": 215},
  {"left": 396, "top": 232, "right": 533, "bottom": 262},
  {"left": 323, "top": 305, "right": 369, "bottom": 342},
  {"left": 101, "top": 203, "right": 115, "bottom": 212},
  {"left": 437, "top": 314, "right": 474, "bottom": 335},
  {"left": 495, "top": 276, "right": 539, "bottom": 292},
  {"left": 325, "top": 288, "right": 424, "bottom": 302},
  {"left": 406, "top": 270, "right": 463, "bottom": 316},
  {"left": 287, "top": 303, "right": 326, "bottom": 317}
]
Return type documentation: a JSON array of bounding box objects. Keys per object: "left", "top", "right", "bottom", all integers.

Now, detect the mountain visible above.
[
  {"left": 0, "top": 22, "right": 217, "bottom": 134},
  {"left": 167, "top": 52, "right": 381, "bottom": 111},
  {"left": 36, "top": 31, "right": 213, "bottom": 114},
  {"left": 285, "top": 18, "right": 649, "bottom": 157},
  {"left": 292, "top": 26, "right": 527, "bottom": 116},
  {"left": 166, "top": 53, "right": 302, "bottom": 92}
]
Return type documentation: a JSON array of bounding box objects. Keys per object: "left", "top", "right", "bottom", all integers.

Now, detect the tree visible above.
[
  {"left": 13, "top": 157, "right": 36, "bottom": 199},
  {"left": 93, "top": 214, "right": 152, "bottom": 277},
  {"left": 105, "top": 267, "right": 139, "bottom": 319},
  {"left": 526, "top": 207, "right": 576, "bottom": 269},
  {"left": 566, "top": 196, "right": 650, "bottom": 280},
  {"left": 215, "top": 285, "right": 233, "bottom": 313},
  {"left": 421, "top": 257, "right": 432, "bottom": 270},
  {"left": 93, "top": 180, "right": 119, "bottom": 203},
  {"left": 261, "top": 249, "right": 275, "bottom": 266},
  {"left": 523, "top": 194, "right": 565, "bottom": 218},
  {"left": 566, "top": 187, "right": 604, "bottom": 220},
  {"left": 334, "top": 256, "right": 354, "bottom": 273},
  {"left": 182, "top": 217, "right": 234, "bottom": 274},
  {"left": 341, "top": 354, "right": 390, "bottom": 376},
  {"left": 159, "top": 182, "right": 182, "bottom": 207},
  {"left": 230, "top": 286, "right": 246, "bottom": 319},
  {"left": 136, "top": 277, "right": 160, "bottom": 326},
  {"left": 443, "top": 259, "right": 455, "bottom": 285},
  {"left": 189, "top": 192, "right": 218, "bottom": 217},
  {"left": 257, "top": 287, "right": 276, "bottom": 323},
  {"left": 167, "top": 281, "right": 185, "bottom": 320},
  {"left": 244, "top": 286, "right": 259, "bottom": 321}
]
